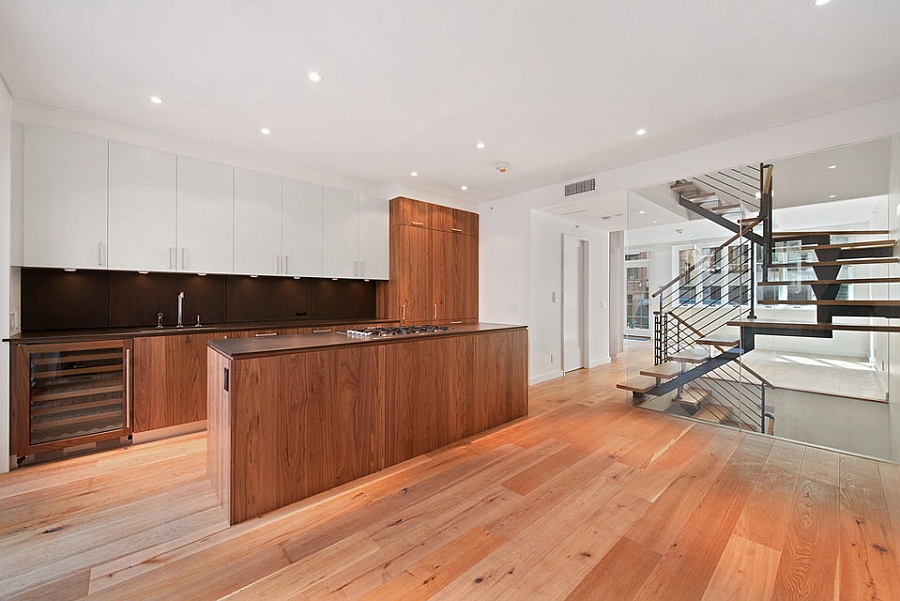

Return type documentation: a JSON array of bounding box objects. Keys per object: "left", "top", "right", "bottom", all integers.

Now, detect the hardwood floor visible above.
[{"left": 2, "top": 353, "right": 899, "bottom": 600}]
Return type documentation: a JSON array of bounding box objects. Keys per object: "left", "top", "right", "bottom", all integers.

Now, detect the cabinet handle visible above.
[
  {"left": 168, "top": 247, "right": 175, "bottom": 270},
  {"left": 284, "top": 255, "right": 290, "bottom": 273},
  {"left": 277, "top": 255, "right": 282, "bottom": 274},
  {"left": 354, "top": 261, "right": 359, "bottom": 277},
  {"left": 125, "top": 348, "right": 131, "bottom": 429},
  {"left": 401, "top": 304, "right": 406, "bottom": 321},
  {"left": 181, "top": 248, "right": 187, "bottom": 270},
  {"left": 361, "top": 261, "right": 366, "bottom": 277},
  {"left": 254, "top": 332, "right": 278, "bottom": 337},
  {"left": 451, "top": 320, "right": 463, "bottom": 324},
  {"left": 411, "top": 221, "right": 424, "bottom": 227},
  {"left": 312, "top": 328, "right": 331, "bottom": 333},
  {"left": 98, "top": 242, "right": 106, "bottom": 267},
  {"left": 433, "top": 304, "right": 437, "bottom": 319},
  {"left": 452, "top": 228, "right": 463, "bottom": 233}
]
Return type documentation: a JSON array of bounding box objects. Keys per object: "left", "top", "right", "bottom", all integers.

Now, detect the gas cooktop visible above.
[{"left": 344, "top": 325, "right": 450, "bottom": 338}]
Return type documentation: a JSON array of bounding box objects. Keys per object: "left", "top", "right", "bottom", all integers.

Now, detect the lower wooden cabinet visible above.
[{"left": 133, "top": 333, "right": 223, "bottom": 432}]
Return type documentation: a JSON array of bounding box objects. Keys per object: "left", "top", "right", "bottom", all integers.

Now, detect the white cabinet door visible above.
[
  {"left": 282, "top": 178, "right": 323, "bottom": 277},
  {"left": 108, "top": 142, "right": 176, "bottom": 271},
  {"left": 176, "top": 156, "right": 234, "bottom": 274},
  {"left": 358, "top": 194, "right": 389, "bottom": 280},
  {"left": 322, "top": 188, "right": 359, "bottom": 278},
  {"left": 234, "top": 168, "right": 282, "bottom": 276},
  {"left": 23, "top": 124, "right": 109, "bottom": 269}
]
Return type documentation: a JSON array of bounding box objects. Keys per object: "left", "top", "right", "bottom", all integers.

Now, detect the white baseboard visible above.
[
  {"left": 529, "top": 370, "right": 564, "bottom": 385},
  {"left": 589, "top": 357, "right": 611, "bottom": 368}
]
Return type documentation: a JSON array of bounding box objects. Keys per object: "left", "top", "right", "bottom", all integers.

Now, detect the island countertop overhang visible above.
[{"left": 207, "top": 322, "right": 526, "bottom": 360}]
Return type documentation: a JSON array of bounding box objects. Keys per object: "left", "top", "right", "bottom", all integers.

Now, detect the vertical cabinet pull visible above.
[
  {"left": 181, "top": 248, "right": 186, "bottom": 270},
  {"left": 98, "top": 242, "right": 106, "bottom": 267},
  {"left": 433, "top": 304, "right": 437, "bottom": 319},
  {"left": 284, "top": 255, "right": 290, "bottom": 274},
  {"left": 353, "top": 261, "right": 359, "bottom": 277},
  {"left": 168, "top": 247, "right": 176, "bottom": 270},
  {"left": 401, "top": 304, "right": 406, "bottom": 321},
  {"left": 361, "top": 261, "right": 366, "bottom": 277},
  {"left": 277, "top": 255, "right": 282, "bottom": 274},
  {"left": 125, "top": 348, "right": 131, "bottom": 428}
]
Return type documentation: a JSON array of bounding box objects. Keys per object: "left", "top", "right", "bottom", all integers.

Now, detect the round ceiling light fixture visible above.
[
  {"left": 461, "top": 185, "right": 468, "bottom": 191},
  {"left": 410, "top": 171, "right": 418, "bottom": 177},
  {"left": 814, "top": 0, "right": 831, "bottom": 6},
  {"left": 635, "top": 128, "right": 647, "bottom": 136},
  {"left": 308, "top": 71, "right": 324, "bottom": 83},
  {"left": 260, "top": 127, "right": 271, "bottom": 135},
  {"left": 149, "top": 95, "right": 164, "bottom": 104},
  {"left": 827, "top": 164, "right": 837, "bottom": 169},
  {"left": 476, "top": 141, "right": 485, "bottom": 149}
]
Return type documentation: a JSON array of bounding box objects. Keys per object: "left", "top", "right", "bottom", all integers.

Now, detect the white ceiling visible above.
[{"left": 1, "top": 1, "right": 898, "bottom": 203}]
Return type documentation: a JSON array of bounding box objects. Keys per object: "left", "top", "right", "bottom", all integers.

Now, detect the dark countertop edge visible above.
[
  {"left": 3, "top": 317, "right": 400, "bottom": 344},
  {"left": 208, "top": 323, "right": 527, "bottom": 360}
]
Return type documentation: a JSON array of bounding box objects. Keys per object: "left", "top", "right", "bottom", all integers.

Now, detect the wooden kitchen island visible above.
[{"left": 207, "top": 323, "right": 527, "bottom": 524}]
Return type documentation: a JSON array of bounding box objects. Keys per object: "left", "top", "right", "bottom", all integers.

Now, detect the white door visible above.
[
  {"left": 562, "top": 236, "right": 586, "bottom": 372},
  {"left": 322, "top": 188, "right": 359, "bottom": 278},
  {"left": 357, "top": 194, "right": 389, "bottom": 280},
  {"left": 108, "top": 142, "right": 176, "bottom": 271},
  {"left": 234, "top": 168, "right": 282, "bottom": 276},
  {"left": 23, "top": 124, "right": 109, "bottom": 270},
  {"left": 176, "top": 156, "right": 234, "bottom": 274},
  {"left": 282, "top": 178, "right": 324, "bottom": 277}
]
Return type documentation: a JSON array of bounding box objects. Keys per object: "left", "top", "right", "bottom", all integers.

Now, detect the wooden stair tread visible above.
[
  {"left": 737, "top": 217, "right": 762, "bottom": 225},
  {"left": 668, "top": 348, "right": 710, "bottom": 364},
  {"left": 696, "top": 332, "right": 740, "bottom": 346},
  {"left": 708, "top": 204, "right": 741, "bottom": 214},
  {"left": 639, "top": 362, "right": 683, "bottom": 379},
  {"left": 798, "top": 239, "right": 896, "bottom": 251},
  {"left": 727, "top": 319, "right": 900, "bottom": 334},
  {"left": 616, "top": 376, "right": 658, "bottom": 394},
  {"left": 685, "top": 192, "right": 717, "bottom": 202},
  {"left": 771, "top": 230, "right": 889, "bottom": 239},
  {"left": 758, "top": 277, "right": 900, "bottom": 286},
  {"left": 768, "top": 257, "right": 899, "bottom": 268},
  {"left": 693, "top": 403, "right": 733, "bottom": 424},
  {"left": 679, "top": 388, "right": 712, "bottom": 407},
  {"left": 758, "top": 299, "right": 898, "bottom": 306}
]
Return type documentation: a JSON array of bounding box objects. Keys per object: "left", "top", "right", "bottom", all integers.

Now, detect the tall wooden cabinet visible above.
[{"left": 381, "top": 197, "right": 479, "bottom": 324}]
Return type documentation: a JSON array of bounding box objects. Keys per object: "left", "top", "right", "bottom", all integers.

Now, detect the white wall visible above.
[
  {"left": 529, "top": 211, "right": 610, "bottom": 384},
  {"left": 1, "top": 76, "right": 13, "bottom": 472}
]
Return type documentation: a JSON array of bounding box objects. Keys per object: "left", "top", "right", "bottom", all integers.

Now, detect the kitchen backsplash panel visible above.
[{"left": 20, "top": 268, "right": 377, "bottom": 331}]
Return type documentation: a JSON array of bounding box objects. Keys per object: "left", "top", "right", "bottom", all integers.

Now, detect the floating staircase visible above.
[{"left": 619, "top": 162, "right": 898, "bottom": 434}]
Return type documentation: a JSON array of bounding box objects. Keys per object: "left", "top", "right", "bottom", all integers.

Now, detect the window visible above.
[{"left": 625, "top": 251, "right": 651, "bottom": 332}]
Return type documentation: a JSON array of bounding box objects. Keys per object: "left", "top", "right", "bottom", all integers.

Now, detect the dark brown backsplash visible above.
[{"left": 21, "top": 268, "right": 377, "bottom": 331}]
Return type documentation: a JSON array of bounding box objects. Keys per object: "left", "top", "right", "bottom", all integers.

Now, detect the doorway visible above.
[
  {"left": 562, "top": 236, "right": 588, "bottom": 372},
  {"left": 625, "top": 250, "right": 651, "bottom": 339}
]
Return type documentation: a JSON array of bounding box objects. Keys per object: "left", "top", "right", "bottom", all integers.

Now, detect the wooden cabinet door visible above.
[
  {"left": 132, "top": 336, "right": 168, "bottom": 432},
  {"left": 396, "top": 225, "right": 431, "bottom": 323},
  {"left": 431, "top": 230, "right": 479, "bottom": 322},
  {"left": 390, "top": 197, "right": 431, "bottom": 228},
  {"left": 384, "top": 336, "right": 474, "bottom": 466},
  {"left": 282, "top": 178, "right": 323, "bottom": 277},
  {"left": 108, "top": 141, "right": 177, "bottom": 272},
  {"left": 358, "top": 194, "right": 389, "bottom": 280},
  {"left": 459, "top": 233, "right": 479, "bottom": 320},
  {"left": 23, "top": 124, "right": 109, "bottom": 270},
  {"left": 234, "top": 168, "right": 282, "bottom": 276},
  {"left": 176, "top": 156, "right": 234, "bottom": 274},
  {"left": 474, "top": 330, "right": 528, "bottom": 432}
]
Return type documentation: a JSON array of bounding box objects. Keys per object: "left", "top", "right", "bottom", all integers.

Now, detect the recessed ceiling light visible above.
[
  {"left": 653, "top": 220, "right": 658, "bottom": 224},
  {"left": 149, "top": 95, "right": 164, "bottom": 104},
  {"left": 635, "top": 128, "right": 647, "bottom": 136},
  {"left": 827, "top": 164, "right": 837, "bottom": 169},
  {"left": 308, "top": 71, "right": 324, "bottom": 83},
  {"left": 410, "top": 171, "right": 418, "bottom": 177},
  {"left": 260, "top": 127, "right": 271, "bottom": 135},
  {"left": 476, "top": 142, "right": 485, "bottom": 149},
  {"left": 461, "top": 185, "right": 468, "bottom": 191},
  {"left": 814, "top": 0, "right": 831, "bottom": 6},
  {"left": 638, "top": 210, "right": 645, "bottom": 215},
  {"left": 829, "top": 194, "right": 836, "bottom": 198}
]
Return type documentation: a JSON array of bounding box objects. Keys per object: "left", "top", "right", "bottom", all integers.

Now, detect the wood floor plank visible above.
[
  {"left": 564, "top": 536, "right": 662, "bottom": 601},
  {"left": 770, "top": 446, "right": 841, "bottom": 601},
  {"left": 733, "top": 439, "right": 805, "bottom": 551},
  {"left": 837, "top": 454, "right": 899, "bottom": 601},
  {"left": 701, "top": 534, "right": 780, "bottom": 601},
  {"left": 632, "top": 434, "right": 774, "bottom": 601}
]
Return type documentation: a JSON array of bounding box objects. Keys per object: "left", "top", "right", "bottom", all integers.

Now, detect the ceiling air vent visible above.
[{"left": 564, "top": 178, "right": 596, "bottom": 197}]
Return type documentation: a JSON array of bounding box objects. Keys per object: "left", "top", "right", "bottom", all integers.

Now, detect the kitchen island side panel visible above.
[
  {"left": 474, "top": 329, "right": 529, "bottom": 431},
  {"left": 206, "top": 348, "right": 231, "bottom": 519}
]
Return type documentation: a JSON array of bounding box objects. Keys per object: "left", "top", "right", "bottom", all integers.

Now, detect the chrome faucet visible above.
[{"left": 176, "top": 291, "right": 185, "bottom": 328}]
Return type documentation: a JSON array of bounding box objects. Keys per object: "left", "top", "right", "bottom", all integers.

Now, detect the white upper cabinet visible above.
[
  {"left": 358, "top": 194, "right": 389, "bottom": 280},
  {"left": 108, "top": 142, "right": 176, "bottom": 271},
  {"left": 323, "top": 188, "right": 360, "bottom": 278},
  {"left": 176, "top": 156, "right": 234, "bottom": 274},
  {"left": 282, "top": 178, "right": 323, "bottom": 277},
  {"left": 23, "top": 124, "right": 109, "bottom": 269},
  {"left": 234, "top": 168, "right": 282, "bottom": 276}
]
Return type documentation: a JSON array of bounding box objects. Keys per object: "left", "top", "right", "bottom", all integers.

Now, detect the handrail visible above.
[{"left": 652, "top": 216, "right": 764, "bottom": 298}]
